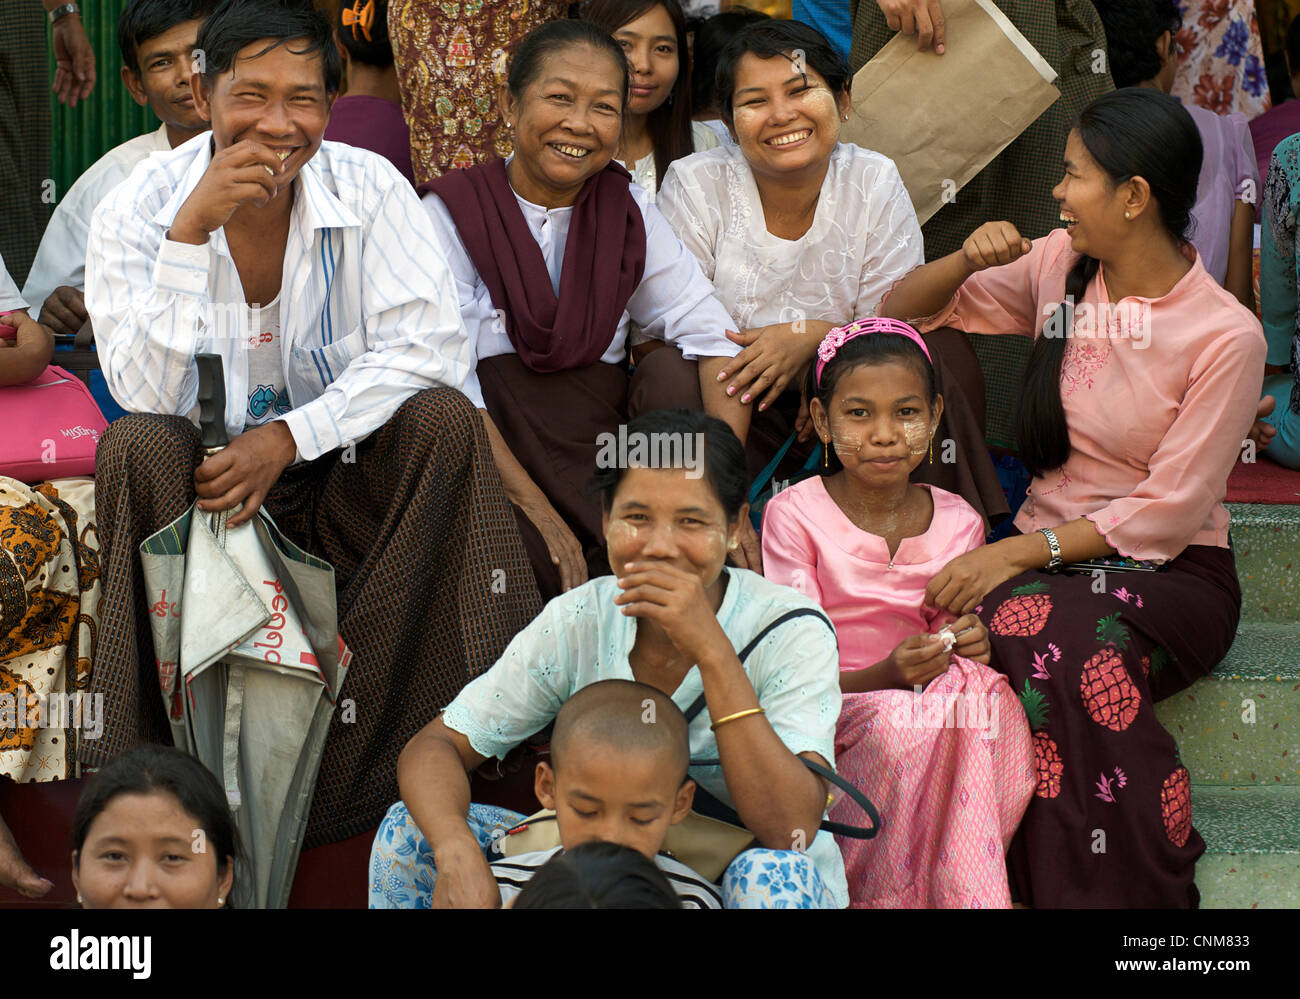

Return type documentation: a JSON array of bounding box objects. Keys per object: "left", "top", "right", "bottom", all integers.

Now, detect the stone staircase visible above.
[{"left": 1153, "top": 503, "right": 1300, "bottom": 908}]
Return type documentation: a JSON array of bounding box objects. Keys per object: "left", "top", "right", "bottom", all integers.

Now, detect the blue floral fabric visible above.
[{"left": 369, "top": 801, "right": 839, "bottom": 909}]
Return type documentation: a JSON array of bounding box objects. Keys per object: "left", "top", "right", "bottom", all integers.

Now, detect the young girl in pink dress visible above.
[{"left": 761, "top": 318, "right": 1034, "bottom": 908}]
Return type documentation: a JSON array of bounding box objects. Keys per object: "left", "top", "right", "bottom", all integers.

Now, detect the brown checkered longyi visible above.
[{"left": 84, "top": 389, "right": 543, "bottom": 848}]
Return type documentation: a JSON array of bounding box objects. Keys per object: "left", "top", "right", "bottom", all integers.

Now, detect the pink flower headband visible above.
[{"left": 814, "top": 316, "right": 932, "bottom": 387}]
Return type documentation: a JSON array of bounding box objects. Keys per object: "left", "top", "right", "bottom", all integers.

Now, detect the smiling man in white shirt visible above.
[{"left": 82, "top": 0, "right": 542, "bottom": 855}]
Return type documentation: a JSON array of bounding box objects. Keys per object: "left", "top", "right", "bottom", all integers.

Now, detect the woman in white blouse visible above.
[
  {"left": 658, "top": 19, "right": 1008, "bottom": 525},
  {"left": 582, "top": 0, "right": 720, "bottom": 197},
  {"left": 421, "top": 20, "right": 752, "bottom": 598}
]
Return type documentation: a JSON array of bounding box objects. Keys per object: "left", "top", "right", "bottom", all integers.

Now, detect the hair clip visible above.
[
  {"left": 342, "top": 0, "right": 375, "bottom": 42},
  {"left": 814, "top": 316, "right": 932, "bottom": 387}
]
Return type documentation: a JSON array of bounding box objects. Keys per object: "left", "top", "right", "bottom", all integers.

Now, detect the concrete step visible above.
[
  {"left": 1192, "top": 784, "right": 1300, "bottom": 909},
  {"left": 1228, "top": 503, "right": 1300, "bottom": 624},
  {"left": 1155, "top": 622, "right": 1300, "bottom": 785}
]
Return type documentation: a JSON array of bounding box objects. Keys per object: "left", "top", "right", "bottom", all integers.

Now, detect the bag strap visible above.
[
  {"left": 747, "top": 431, "right": 798, "bottom": 507},
  {"left": 683, "top": 608, "right": 881, "bottom": 841},
  {"left": 682, "top": 607, "right": 834, "bottom": 726}
]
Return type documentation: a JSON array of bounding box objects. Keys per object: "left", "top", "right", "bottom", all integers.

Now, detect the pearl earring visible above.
[
  {"left": 76, "top": 894, "right": 83, "bottom": 903},
  {"left": 218, "top": 896, "right": 224, "bottom": 906},
  {"left": 1124, "top": 210, "right": 1131, "bottom": 219}
]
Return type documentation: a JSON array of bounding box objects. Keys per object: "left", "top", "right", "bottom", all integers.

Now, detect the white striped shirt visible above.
[
  {"left": 85, "top": 134, "right": 471, "bottom": 462},
  {"left": 492, "top": 846, "right": 723, "bottom": 908}
]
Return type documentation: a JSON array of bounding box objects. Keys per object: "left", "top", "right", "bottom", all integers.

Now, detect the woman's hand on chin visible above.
[
  {"left": 716, "top": 322, "right": 832, "bottom": 412},
  {"left": 614, "top": 561, "right": 729, "bottom": 666},
  {"left": 925, "top": 540, "right": 1030, "bottom": 616}
]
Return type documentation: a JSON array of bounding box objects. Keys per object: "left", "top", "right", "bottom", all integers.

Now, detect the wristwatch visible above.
[
  {"left": 1038, "top": 527, "right": 1063, "bottom": 572},
  {"left": 48, "top": 3, "right": 79, "bottom": 24}
]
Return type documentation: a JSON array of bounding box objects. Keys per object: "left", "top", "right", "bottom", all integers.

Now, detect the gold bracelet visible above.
[{"left": 709, "top": 706, "right": 766, "bottom": 731}]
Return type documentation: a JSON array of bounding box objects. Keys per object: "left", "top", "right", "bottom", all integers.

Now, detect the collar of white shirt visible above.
[{"left": 149, "top": 133, "right": 363, "bottom": 247}]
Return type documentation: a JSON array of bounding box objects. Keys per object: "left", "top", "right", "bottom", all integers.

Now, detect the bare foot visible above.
[
  {"left": 0, "top": 812, "right": 53, "bottom": 898},
  {"left": 1249, "top": 396, "right": 1277, "bottom": 452}
]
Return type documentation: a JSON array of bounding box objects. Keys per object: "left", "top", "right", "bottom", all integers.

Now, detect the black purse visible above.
[{"left": 682, "top": 608, "right": 882, "bottom": 841}]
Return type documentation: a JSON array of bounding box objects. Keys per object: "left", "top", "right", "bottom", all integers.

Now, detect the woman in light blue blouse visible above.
[{"left": 369, "top": 409, "right": 848, "bottom": 908}]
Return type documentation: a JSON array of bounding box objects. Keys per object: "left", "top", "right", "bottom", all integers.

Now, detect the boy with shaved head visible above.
[{"left": 489, "top": 680, "right": 722, "bottom": 908}]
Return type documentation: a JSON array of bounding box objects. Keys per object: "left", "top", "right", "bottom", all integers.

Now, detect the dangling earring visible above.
[
  {"left": 822, "top": 439, "right": 830, "bottom": 469},
  {"left": 928, "top": 433, "right": 934, "bottom": 465}
]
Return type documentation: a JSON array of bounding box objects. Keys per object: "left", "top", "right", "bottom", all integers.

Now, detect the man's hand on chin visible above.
[{"left": 193, "top": 420, "right": 298, "bottom": 527}]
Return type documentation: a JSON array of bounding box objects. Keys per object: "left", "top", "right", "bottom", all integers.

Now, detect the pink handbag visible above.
[{"left": 0, "top": 364, "right": 108, "bottom": 483}]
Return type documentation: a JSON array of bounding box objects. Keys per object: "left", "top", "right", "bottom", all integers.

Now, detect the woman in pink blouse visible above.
[{"left": 881, "top": 88, "right": 1266, "bottom": 908}]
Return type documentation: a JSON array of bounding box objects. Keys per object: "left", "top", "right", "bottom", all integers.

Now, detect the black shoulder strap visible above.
[
  {"left": 682, "top": 607, "right": 835, "bottom": 725},
  {"left": 681, "top": 607, "right": 882, "bottom": 841}
]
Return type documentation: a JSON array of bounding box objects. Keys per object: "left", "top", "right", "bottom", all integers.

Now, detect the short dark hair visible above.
[
  {"left": 513, "top": 841, "right": 683, "bottom": 909},
  {"left": 689, "top": 6, "right": 769, "bottom": 114},
  {"left": 196, "top": 0, "right": 341, "bottom": 95},
  {"left": 336, "top": 0, "right": 393, "bottom": 69},
  {"left": 71, "top": 745, "right": 243, "bottom": 907},
  {"left": 715, "top": 18, "right": 848, "bottom": 126},
  {"left": 1092, "top": 0, "right": 1182, "bottom": 89},
  {"left": 118, "top": 0, "right": 220, "bottom": 76},
  {"left": 804, "top": 329, "right": 938, "bottom": 475},
  {"left": 509, "top": 17, "right": 630, "bottom": 108},
  {"left": 551, "top": 679, "right": 690, "bottom": 783},
  {"left": 590, "top": 408, "right": 749, "bottom": 523}
]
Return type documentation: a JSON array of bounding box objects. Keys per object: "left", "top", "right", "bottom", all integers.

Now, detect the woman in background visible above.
[{"left": 582, "top": 0, "right": 721, "bottom": 197}]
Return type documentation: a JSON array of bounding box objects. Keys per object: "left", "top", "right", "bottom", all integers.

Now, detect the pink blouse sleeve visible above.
[
  {"left": 759, "top": 492, "right": 823, "bottom": 605},
  {"left": 922, "top": 496, "right": 986, "bottom": 632},
  {"left": 1085, "top": 321, "right": 1267, "bottom": 562},
  {"left": 883, "top": 230, "right": 1072, "bottom": 337},
  {"left": 1230, "top": 113, "right": 1261, "bottom": 203}
]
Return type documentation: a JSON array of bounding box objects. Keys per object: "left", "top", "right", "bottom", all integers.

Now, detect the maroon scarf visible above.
[{"left": 423, "top": 158, "right": 647, "bottom": 372}]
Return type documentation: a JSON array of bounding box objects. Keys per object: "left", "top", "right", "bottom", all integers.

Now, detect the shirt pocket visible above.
[{"left": 293, "top": 328, "right": 368, "bottom": 385}]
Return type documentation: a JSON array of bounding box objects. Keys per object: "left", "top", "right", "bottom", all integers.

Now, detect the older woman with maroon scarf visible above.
[{"left": 423, "top": 19, "right": 751, "bottom": 597}]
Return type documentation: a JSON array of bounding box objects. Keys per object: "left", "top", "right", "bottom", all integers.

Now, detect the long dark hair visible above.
[
  {"left": 71, "top": 745, "right": 243, "bottom": 907},
  {"left": 1017, "top": 88, "right": 1200, "bottom": 479},
  {"left": 580, "top": 0, "right": 694, "bottom": 182}
]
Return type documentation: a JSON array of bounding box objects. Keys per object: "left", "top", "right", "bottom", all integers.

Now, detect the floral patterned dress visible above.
[
  {"left": 1173, "top": 0, "right": 1271, "bottom": 119},
  {"left": 388, "top": 0, "right": 567, "bottom": 186}
]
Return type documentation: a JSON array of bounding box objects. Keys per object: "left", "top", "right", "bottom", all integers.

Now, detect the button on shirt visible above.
[
  {"left": 85, "top": 134, "right": 471, "bottom": 461},
  {"left": 423, "top": 175, "right": 739, "bottom": 409}
]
